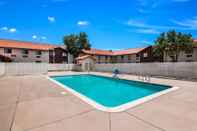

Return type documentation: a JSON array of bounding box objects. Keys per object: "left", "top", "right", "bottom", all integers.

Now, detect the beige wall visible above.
[
  {"left": 164, "top": 48, "right": 197, "bottom": 62},
  {"left": 94, "top": 54, "right": 137, "bottom": 64},
  {"left": 115, "top": 54, "right": 137, "bottom": 63},
  {"left": 0, "top": 48, "right": 49, "bottom": 63}
]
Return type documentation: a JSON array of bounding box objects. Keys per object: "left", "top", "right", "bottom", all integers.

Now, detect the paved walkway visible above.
[{"left": 0, "top": 71, "right": 197, "bottom": 131}]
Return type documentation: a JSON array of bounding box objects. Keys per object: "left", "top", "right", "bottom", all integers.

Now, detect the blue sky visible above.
[{"left": 0, "top": 0, "right": 196, "bottom": 49}]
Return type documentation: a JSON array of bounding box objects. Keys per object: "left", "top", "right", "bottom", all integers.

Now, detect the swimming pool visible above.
[{"left": 49, "top": 74, "right": 178, "bottom": 112}]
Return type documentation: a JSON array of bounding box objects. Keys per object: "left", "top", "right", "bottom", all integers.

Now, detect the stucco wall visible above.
[
  {"left": 95, "top": 62, "right": 197, "bottom": 79},
  {"left": 164, "top": 48, "right": 197, "bottom": 62},
  {"left": 94, "top": 54, "right": 137, "bottom": 63},
  {"left": 0, "top": 48, "right": 49, "bottom": 63}
]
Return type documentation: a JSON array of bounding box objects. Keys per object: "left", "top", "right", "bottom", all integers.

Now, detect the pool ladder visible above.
[{"left": 138, "top": 74, "right": 151, "bottom": 82}]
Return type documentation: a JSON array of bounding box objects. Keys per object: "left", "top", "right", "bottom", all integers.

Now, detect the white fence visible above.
[
  {"left": 0, "top": 63, "right": 81, "bottom": 76},
  {"left": 48, "top": 64, "right": 76, "bottom": 71},
  {"left": 0, "top": 63, "right": 48, "bottom": 76},
  {"left": 0, "top": 63, "right": 5, "bottom": 76},
  {"left": 1, "top": 62, "right": 197, "bottom": 79},
  {"left": 95, "top": 62, "right": 197, "bottom": 79}
]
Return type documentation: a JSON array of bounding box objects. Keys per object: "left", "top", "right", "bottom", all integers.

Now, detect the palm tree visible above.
[{"left": 154, "top": 30, "right": 194, "bottom": 62}]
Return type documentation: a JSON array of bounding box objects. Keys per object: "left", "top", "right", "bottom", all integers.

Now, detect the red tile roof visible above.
[
  {"left": 83, "top": 47, "right": 147, "bottom": 56},
  {"left": 83, "top": 48, "right": 113, "bottom": 56},
  {"left": 194, "top": 39, "right": 197, "bottom": 42},
  {"left": 113, "top": 47, "right": 146, "bottom": 55},
  {"left": 0, "top": 39, "right": 58, "bottom": 51},
  {"left": 75, "top": 55, "right": 96, "bottom": 60}
]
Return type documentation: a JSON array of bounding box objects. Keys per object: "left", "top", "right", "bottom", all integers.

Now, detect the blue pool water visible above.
[{"left": 52, "top": 75, "right": 170, "bottom": 107}]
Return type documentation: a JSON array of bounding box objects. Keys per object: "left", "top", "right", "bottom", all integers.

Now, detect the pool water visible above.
[{"left": 52, "top": 75, "right": 170, "bottom": 107}]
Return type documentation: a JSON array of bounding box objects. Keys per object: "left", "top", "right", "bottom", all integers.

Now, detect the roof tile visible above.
[
  {"left": 83, "top": 47, "right": 147, "bottom": 56},
  {"left": 0, "top": 39, "right": 58, "bottom": 50}
]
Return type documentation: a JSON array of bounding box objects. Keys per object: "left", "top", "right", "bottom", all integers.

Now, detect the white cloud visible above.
[
  {"left": 140, "top": 40, "right": 152, "bottom": 44},
  {"left": 136, "top": 29, "right": 160, "bottom": 34},
  {"left": 124, "top": 18, "right": 197, "bottom": 35},
  {"left": 77, "top": 21, "right": 89, "bottom": 26},
  {"left": 32, "top": 35, "right": 47, "bottom": 40},
  {"left": 8, "top": 28, "right": 17, "bottom": 33},
  {"left": 48, "top": 16, "right": 56, "bottom": 23},
  {"left": 172, "top": 17, "right": 197, "bottom": 30},
  {"left": 125, "top": 18, "right": 196, "bottom": 31},
  {"left": 0, "top": 26, "right": 17, "bottom": 33},
  {"left": 137, "top": 0, "right": 190, "bottom": 13},
  {"left": 32, "top": 35, "right": 37, "bottom": 39},
  {"left": 41, "top": 36, "right": 47, "bottom": 40},
  {"left": 126, "top": 19, "right": 165, "bottom": 29},
  {"left": 126, "top": 19, "right": 147, "bottom": 28},
  {"left": 0, "top": 26, "right": 8, "bottom": 31}
]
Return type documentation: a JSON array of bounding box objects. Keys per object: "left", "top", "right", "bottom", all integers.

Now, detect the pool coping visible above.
[{"left": 47, "top": 74, "right": 180, "bottom": 112}]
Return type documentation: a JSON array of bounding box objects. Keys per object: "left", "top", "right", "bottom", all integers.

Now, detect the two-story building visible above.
[
  {"left": 77, "top": 46, "right": 154, "bottom": 64},
  {"left": 164, "top": 39, "right": 197, "bottom": 62},
  {"left": 0, "top": 39, "right": 68, "bottom": 63}
]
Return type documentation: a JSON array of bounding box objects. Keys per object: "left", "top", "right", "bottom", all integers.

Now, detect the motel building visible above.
[
  {"left": 0, "top": 39, "right": 69, "bottom": 63},
  {"left": 76, "top": 46, "right": 154, "bottom": 64},
  {"left": 76, "top": 39, "right": 197, "bottom": 69},
  {"left": 164, "top": 39, "right": 197, "bottom": 62}
]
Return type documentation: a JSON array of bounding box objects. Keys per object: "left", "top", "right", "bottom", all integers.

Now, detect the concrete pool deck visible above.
[{"left": 0, "top": 71, "right": 197, "bottom": 131}]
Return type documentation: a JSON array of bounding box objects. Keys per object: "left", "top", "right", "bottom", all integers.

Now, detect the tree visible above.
[
  {"left": 63, "top": 32, "right": 91, "bottom": 58},
  {"left": 63, "top": 34, "right": 79, "bottom": 58},
  {"left": 154, "top": 30, "right": 194, "bottom": 62},
  {"left": 78, "top": 32, "right": 91, "bottom": 50}
]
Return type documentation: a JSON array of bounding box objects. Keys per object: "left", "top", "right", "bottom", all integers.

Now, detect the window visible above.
[
  {"left": 4, "top": 48, "right": 12, "bottom": 54},
  {"left": 36, "top": 56, "right": 41, "bottom": 58},
  {"left": 23, "top": 55, "right": 28, "bottom": 58},
  {"left": 11, "top": 55, "right": 16, "bottom": 57},
  {"left": 35, "top": 50, "right": 42, "bottom": 55},
  {"left": 186, "top": 54, "right": 192, "bottom": 57},
  {"left": 22, "top": 49, "right": 29, "bottom": 55},
  {"left": 143, "top": 53, "right": 148, "bottom": 58},
  {"left": 35, "top": 61, "right": 42, "bottom": 63},
  {"left": 121, "top": 56, "right": 124, "bottom": 59}
]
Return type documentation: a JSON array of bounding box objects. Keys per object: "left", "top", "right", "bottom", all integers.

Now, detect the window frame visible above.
[
  {"left": 4, "top": 48, "right": 12, "bottom": 54},
  {"left": 21, "top": 49, "right": 29, "bottom": 55},
  {"left": 35, "top": 50, "right": 42, "bottom": 56}
]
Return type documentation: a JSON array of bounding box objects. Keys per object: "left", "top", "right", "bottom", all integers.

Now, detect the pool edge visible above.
[{"left": 47, "top": 75, "right": 180, "bottom": 113}]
